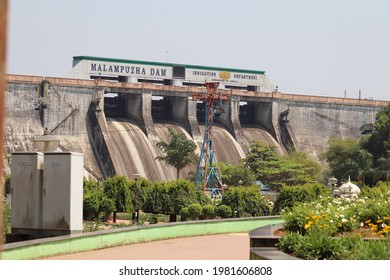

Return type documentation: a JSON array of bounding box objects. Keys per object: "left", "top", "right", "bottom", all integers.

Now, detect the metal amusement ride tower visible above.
[{"left": 192, "top": 82, "right": 228, "bottom": 198}]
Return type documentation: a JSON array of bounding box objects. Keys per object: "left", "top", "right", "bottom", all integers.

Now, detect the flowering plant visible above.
[
  {"left": 282, "top": 195, "right": 390, "bottom": 237},
  {"left": 278, "top": 187, "right": 390, "bottom": 259}
]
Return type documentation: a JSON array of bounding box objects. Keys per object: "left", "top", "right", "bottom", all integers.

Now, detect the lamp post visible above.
[
  {"left": 328, "top": 176, "right": 338, "bottom": 195},
  {"left": 132, "top": 174, "right": 140, "bottom": 222}
]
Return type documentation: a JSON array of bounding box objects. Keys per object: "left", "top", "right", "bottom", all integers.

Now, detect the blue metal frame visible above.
[{"left": 194, "top": 83, "right": 224, "bottom": 198}]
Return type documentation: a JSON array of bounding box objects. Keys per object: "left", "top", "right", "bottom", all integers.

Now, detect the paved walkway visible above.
[{"left": 43, "top": 233, "right": 249, "bottom": 260}]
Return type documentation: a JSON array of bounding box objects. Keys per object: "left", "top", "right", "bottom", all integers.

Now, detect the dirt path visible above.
[{"left": 44, "top": 233, "right": 249, "bottom": 260}]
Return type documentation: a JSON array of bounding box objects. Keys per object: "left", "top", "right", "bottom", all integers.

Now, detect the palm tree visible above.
[
  {"left": 341, "top": 149, "right": 373, "bottom": 186},
  {"left": 375, "top": 150, "right": 390, "bottom": 185}
]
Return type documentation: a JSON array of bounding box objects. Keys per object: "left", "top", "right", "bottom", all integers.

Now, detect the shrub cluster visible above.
[
  {"left": 272, "top": 183, "right": 332, "bottom": 215},
  {"left": 282, "top": 195, "right": 390, "bottom": 237},
  {"left": 277, "top": 185, "right": 390, "bottom": 259},
  {"left": 180, "top": 204, "right": 233, "bottom": 221},
  {"left": 221, "top": 186, "right": 271, "bottom": 217},
  {"left": 277, "top": 229, "right": 390, "bottom": 260}
]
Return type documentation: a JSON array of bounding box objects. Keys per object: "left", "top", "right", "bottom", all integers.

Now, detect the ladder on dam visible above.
[{"left": 192, "top": 82, "right": 228, "bottom": 198}]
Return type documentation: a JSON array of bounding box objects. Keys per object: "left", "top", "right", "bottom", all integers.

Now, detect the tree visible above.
[
  {"left": 322, "top": 137, "right": 373, "bottom": 185},
  {"left": 143, "top": 179, "right": 198, "bottom": 222},
  {"left": 83, "top": 178, "right": 115, "bottom": 221},
  {"left": 143, "top": 182, "right": 172, "bottom": 215},
  {"left": 243, "top": 142, "right": 285, "bottom": 189},
  {"left": 156, "top": 128, "right": 198, "bottom": 179},
  {"left": 168, "top": 179, "right": 198, "bottom": 222},
  {"left": 219, "top": 162, "right": 256, "bottom": 186},
  {"left": 243, "top": 142, "right": 320, "bottom": 189},
  {"left": 244, "top": 142, "right": 279, "bottom": 169},
  {"left": 363, "top": 103, "right": 390, "bottom": 160},
  {"left": 375, "top": 150, "right": 390, "bottom": 184},
  {"left": 361, "top": 103, "right": 390, "bottom": 184},
  {"left": 272, "top": 183, "right": 331, "bottom": 215},
  {"left": 339, "top": 148, "right": 373, "bottom": 186},
  {"left": 221, "top": 186, "right": 271, "bottom": 217},
  {"left": 287, "top": 151, "right": 322, "bottom": 181},
  {"left": 129, "top": 177, "right": 153, "bottom": 222},
  {"left": 103, "top": 175, "right": 133, "bottom": 223}
]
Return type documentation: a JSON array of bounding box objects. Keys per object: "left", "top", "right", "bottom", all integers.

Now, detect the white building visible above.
[{"left": 333, "top": 177, "right": 361, "bottom": 199}]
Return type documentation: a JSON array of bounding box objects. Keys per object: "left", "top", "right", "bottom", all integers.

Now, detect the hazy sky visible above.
[{"left": 6, "top": 0, "right": 390, "bottom": 101}]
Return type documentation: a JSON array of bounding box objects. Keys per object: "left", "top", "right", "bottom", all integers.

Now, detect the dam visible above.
[{"left": 4, "top": 74, "right": 388, "bottom": 182}]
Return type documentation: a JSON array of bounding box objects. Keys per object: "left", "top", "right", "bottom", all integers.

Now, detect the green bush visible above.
[
  {"left": 188, "top": 203, "right": 202, "bottom": 220},
  {"left": 168, "top": 179, "right": 198, "bottom": 214},
  {"left": 129, "top": 177, "right": 153, "bottom": 212},
  {"left": 83, "top": 179, "right": 115, "bottom": 221},
  {"left": 148, "top": 214, "right": 159, "bottom": 224},
  {"left": 281, "top": 203, "right": 313, "bottom": 234},
  {"left": 83, "top": 190, "right": 102, "bottom": 220},
  {"left": 221, "top": 186, "right": 271, "bottom": 217},
  {"left": 2, "top": 202, "right": 11, "bottom": 243},
  {"left": 179, "top": 207, "right": 189, "bottom": 221},
  {"left": 347, "top": 238, "right": 390, "bottom": 260},
  {"left": 277, "top": 230, "right": 343, "bottom": 260},
  {"left": 4, "top": 175, "right": 11, "bottom": 195},
  {"left": 99, "top": 196, "right": 116, "bottom": 220},
  {"left": 360, "top": 181, "right": 390, "bottom": 198},
  {"left": 241, "top": 212, "right": 253, "bottom": 218},
  {"left": 103, "top": 175, "right": 133, "bottom": 216},
  {"left": 201, "top": 204, "right": 215, "bottom": 220},
  {"left": 272, "top": 183, "right": 331, "bottom": 214},
  {"left": 143, "top": 179, "right": 198, "bottom": 221},
  {"left": 275, "top": 232, "right": 302, "bottom": 255},
  {"left": 219, "top": 162, "right": 256, "bottom": 186},
  {"left": 196, "top": 191, "right": 212, "bottom": 206},
  {"left": 277, "top": 230, "right": 390, "bottom": 260},
  {"left": 298, "top": 229, "right": 342, "bottom": 260},
  {"left": 215, "top": 205, "right": 232, "bottom": 218},
  {"left": 143, "top": 182, "right": 171, "bottom": 214},
  {"left": 353, "top": 197, "right": 390, "bottom": 234}
]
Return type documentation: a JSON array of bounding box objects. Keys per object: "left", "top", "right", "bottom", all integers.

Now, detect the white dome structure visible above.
[{"left": 336, "top": 176, "right": 360, "bottom": 199}]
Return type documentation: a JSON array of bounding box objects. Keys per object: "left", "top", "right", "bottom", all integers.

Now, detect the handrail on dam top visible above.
[{"left": 6, "top": 74, "right": 389, "bottom": 107}]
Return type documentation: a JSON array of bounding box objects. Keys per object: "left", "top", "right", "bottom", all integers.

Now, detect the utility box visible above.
[
  {"left": 10, "top": 152, "right": 44, "bottom": 235},
  {"left": 42, "top": 152, "right": 84, "bottom": 235}
]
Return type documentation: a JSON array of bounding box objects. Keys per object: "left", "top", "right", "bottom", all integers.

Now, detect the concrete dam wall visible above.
[{"left": 4, "top": 75, "right": 388, "bottom": 182}]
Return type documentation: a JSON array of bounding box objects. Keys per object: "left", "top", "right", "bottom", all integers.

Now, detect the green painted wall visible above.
[{"left": 1, "top": 216, "right": 283, "bottom": 260}]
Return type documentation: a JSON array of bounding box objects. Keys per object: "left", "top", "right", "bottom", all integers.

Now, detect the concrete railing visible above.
[
  {"left": 0, "top": 216, "right": 283, "bottom": 260},
  {"left": 6, "top": 74, "right": 388, "bottom": 107}
]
